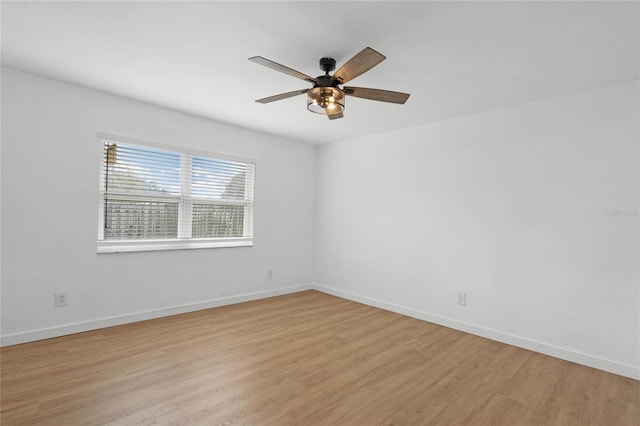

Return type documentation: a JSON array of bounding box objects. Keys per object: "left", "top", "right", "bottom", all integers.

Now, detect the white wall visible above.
[
  {"left": 3, "top": 67, "right": 638, "bottom": 379},
  {"left": 315, "top": 80, "right": 639, "bottom": 378},
  {"left": 1, "top": 68, "right": 316, "bottom": 343}
]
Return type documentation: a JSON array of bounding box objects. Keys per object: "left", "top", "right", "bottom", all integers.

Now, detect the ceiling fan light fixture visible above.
[
  {"left": 307, "top": 87, "right": 345, "bottom": 114},
  {"left": 250, "top": 47, "right": 410, "bottom": 120}
]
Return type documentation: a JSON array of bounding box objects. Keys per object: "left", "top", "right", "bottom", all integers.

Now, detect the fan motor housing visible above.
[{"left": 315, "top": 74, "right": 337, "bottom": 88}]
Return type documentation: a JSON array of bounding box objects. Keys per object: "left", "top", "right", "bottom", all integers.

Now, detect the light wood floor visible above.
[{"left": 1, "top": 290, "right": 638, "bottom": 425}]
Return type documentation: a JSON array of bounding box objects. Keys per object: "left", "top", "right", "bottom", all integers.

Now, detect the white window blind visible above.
[
  {"left": 98, "top": 136, "right": 255, "bottom": 253},
  {"left": 190, "top": 155, "right": 255, "bottom": 239}
]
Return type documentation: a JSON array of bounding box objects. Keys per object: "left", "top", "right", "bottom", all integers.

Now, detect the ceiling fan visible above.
[{"left": 249, "top": 47, "right": 410, "bottom": 120}]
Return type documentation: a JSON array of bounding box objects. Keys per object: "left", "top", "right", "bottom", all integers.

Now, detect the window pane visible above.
[
  {"left": 192, "top": 204, "right": 245, "bottom": 238},
  {"left": 104, "top": 143, "right": 181, "bottom": 196},
  {"left": 191, "top": 156, "right": 250, "bottom": 201},
  {"left": 104, "top": 199, "right": 179, "bottom": 240},
  {"left": 99, "top": 136, "right": 255, "bottom": 250}
]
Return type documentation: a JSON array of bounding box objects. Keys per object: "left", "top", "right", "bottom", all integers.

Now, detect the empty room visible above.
[{"left": 1, "top": 1, "right": 638, "bottom": 425}]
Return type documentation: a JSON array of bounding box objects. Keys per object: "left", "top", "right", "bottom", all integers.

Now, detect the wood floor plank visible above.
[{"left": 1, "top": 290, "right": 638, "bottom": 425}]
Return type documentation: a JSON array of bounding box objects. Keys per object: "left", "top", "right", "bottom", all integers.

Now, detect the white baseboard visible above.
[
  {"left": 313, "top": 284, "right": 640, "bottom": 381},
  {"left": 0, "top": 284, "right": 313, "bottom": 347},
  {"left": 3, "top": 282, "right": 637, "bottom": 380}
]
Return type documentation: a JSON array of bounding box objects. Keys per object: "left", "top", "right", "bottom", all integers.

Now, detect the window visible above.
[{"left": 97, "top": 135, "right": 255, "bottom": 253}]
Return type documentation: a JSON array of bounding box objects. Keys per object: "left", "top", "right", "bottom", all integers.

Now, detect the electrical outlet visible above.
[
  {"left": 457, "top": 292, "right": 466, "bottom": 306},
  {"left": 267, "top": 269, "right": 274, "bottom": 279},
  {"left": 55, "top": 292, "right": 68, "bottom": 307}
]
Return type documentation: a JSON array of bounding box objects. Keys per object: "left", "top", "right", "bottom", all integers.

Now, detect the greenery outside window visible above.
[{"left": 97, "top": 134, "right": 255, "bottom": 253}]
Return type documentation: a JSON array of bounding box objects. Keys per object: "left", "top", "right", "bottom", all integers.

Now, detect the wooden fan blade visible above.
[
  {"left": 249, "top": 56, "right": 316, "bottom": 83},
  {"left": 333, "top": 47, "right": 386, "bottom": 84},
  {"left": 327, "top": 111, "right": 344, "bottom": 120},
  {"left": 255, "top": 89, "right": 309, "bottom": 104},
  {"left": 343, "top": 87, "right": 410, "bottom": 104}
]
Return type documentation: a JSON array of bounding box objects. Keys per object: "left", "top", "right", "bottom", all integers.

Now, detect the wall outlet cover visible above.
[{"left": 55, "top": 292, "right": 68, "bottom": 307}]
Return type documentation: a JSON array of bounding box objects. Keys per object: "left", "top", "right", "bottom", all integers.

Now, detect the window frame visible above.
[{"left": 96, "top": 133, "right": 255, "bottom": 253}]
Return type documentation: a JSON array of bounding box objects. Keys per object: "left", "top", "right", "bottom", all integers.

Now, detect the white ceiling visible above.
[{"left": 2, "top": 1, "right": 638, "bottom": 145}]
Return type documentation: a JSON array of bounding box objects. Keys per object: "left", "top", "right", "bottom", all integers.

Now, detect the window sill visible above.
[{"left": 97, "top": 238, "right": 253, "bottom": 253}]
